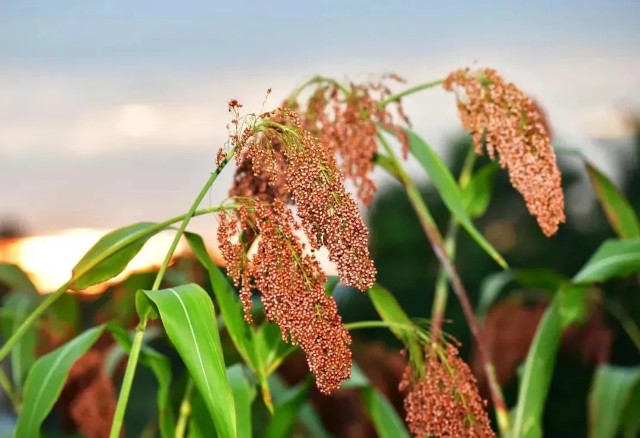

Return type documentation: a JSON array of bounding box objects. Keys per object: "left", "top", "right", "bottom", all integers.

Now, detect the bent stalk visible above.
[
  {"left": 109, "top": 147, "right": 237, "bottom": 438},
  {"left": 376, "top": 134, "right": 510, "bottom": 435}
]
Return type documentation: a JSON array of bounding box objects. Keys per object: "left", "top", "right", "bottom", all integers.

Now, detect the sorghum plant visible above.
[{"left": 1, "top": 64, "right": 638, "bottom": 438}]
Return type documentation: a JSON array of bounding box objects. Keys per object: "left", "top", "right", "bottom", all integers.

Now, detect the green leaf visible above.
[
  {"left": 71, "top": 222, "right": 162, "bottom": 290},
  {"left": 368, "top": 284, "right": 423, "bottom": 368},
  {"left": 477, "top": 270, "right": 517, "bottom": 318},
  {"left": 108, "top": 323, "right": 176, "bottom": 438},
  {"left": 1, "top": 292, "right": 37, "bottom": 392},
  {"left": 512, "top": 299, "right": 562, "bottom": 438},
  {"left": 49, "top": 293, "right": 80, "bottom": 332},
  {"left": 462, "top": 162, "right": 499, "bottom": 218},
  {"left": 558, "top": 284, "right": 587, "bottom": 328},
  {"left": 185, "top": 232, "right": 258, "bottom": 369},
  {"left": 587, "top": 163, "right": 640, "bottom": 239},
  {"left": 0, "top": 264, "right": 37, "bottom": 293},
  {"left": 341, "top": 363, "right": 371, "bottom": 389},
  {"left": 368, "top": 284, "right": 412, "bottom": 330},
  {"left": 15, "top": 325, "right": 105, "bottom": 437},
  {"left": 137, "top": 284, "right": 236, "bottom": 438},
  {"left": 363, "top": 387, "right": 410, "bottom": 438},
  {"left": 405, "top": 129, "right": 507, "bottom": 268},
  {"left": 588, "top": 365, "right": 640, "bottom": 438},
  {"left": 188, "top": 389, "right": 216, "bottom": 438},
  {"left": 622, "top": 375, "right": 640, "bottom": 438},
  {"left": 266, "top": 380, "right": 310, "bottom": 438},
  {"left": 573, "top": 239, "right": 640, "bottom": 284},
  {"left": 227, "top": 364, "right": 255, "bottom": 438},
  {"left": 256, "top": 322, "right": 296, "bottom": 376},
  {"left": 185, "top": 232, "right": 274, "bottom": 413},
  {"left": 478, "top": 269, "right": 568, "bottom": 318}
]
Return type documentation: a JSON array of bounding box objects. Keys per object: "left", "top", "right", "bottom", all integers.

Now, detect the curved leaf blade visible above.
[
  {"left": 462, "top": 162, "right": 499, "bottom": 218},
  {"left": 405, "top": 129, "right": 507, "bottom": 268},
  {"left": 266, "top": 380, "right": 309, "bottom": 438},
  {"left": 227, "top": 364, "right": 255, "bottom": 438},
  {"left": 137, "top": 284, "right": 236, "bottom": 438},
  {"left": 587, "top": 163, "right": 640, "bottom": 239},
  {"left": 0, "top": 264, "right": 37, "bottom": 293},
  {"left": 512, "top": 299, "right": 562, "bottom": 438},
  {"left": 185, "top": 232, "right": 257, "bottom": 368},
  {"left": 588, "top": 365, "right": 640, "bottom": 438},
  {"left": 71, "top": 222, "right": 162, "bottom": 290},
  {"left": 15, "top": 325, "right": 105, "bottom": 437},
  {"left": 363, "top": 387, "right": 410, "bottom": 438},
  {"left": 573, "top": 239, "right": 640, "bottom": 284}
]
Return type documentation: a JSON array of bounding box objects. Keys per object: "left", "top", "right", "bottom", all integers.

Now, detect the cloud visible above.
[{"left": 1, "top": 44, "right": 639, "bottom": 232}]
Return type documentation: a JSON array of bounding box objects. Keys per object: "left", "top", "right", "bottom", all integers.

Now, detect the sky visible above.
[{"left": 1, "top": 0, "right": 639, "bottom": 235}]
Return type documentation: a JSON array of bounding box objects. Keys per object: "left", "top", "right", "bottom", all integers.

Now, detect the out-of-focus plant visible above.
[{"left": 0, "top": 66, "right": 637, "bottom": 438}]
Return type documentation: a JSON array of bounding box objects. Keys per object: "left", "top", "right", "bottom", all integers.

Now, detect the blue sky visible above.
[{"left": 1, "top": 1, "right": 639, "bottom": 234}]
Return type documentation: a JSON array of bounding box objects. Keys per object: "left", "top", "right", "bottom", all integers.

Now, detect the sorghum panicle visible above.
[
  {"left": 444, "top": 68, "right": 565, "bottom": 236},
  {"left": 219, "top": 103, "right": 377, "bottom": 392},
  {"left": 291, "top": 76, "right": 410, "bottom": 206},
  {"left": 242, "top": 107, "right": 377, "bottom": 291},
  {"left": 218, "top": 201, "right": 352, "bottom": 393},
  {"left": 399, "top": 343, "right": 495, "bottom": 437}
]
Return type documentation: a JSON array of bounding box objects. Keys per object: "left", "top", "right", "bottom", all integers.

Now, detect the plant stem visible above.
[
  {"left": 175, "top": 379, "right": 195, "bottom": 438},
  {"left": 431, "top": 146, "right": 477, "bottom": 344},
  {"left": 0, "top": 367, "right": 18, "bottom": 412},
  {"left": 378, "top": 79, "right": 444, "bottom": 108},
  {"left": 109, "top": 148, "right": 237, "bottom": 438},
  {"left": 345, "top": 320, "right": 417, "bottom": 332},
  {"left": 286, "top": 75, "right": 350, "bottom": 106},
  {"left": 0, "top": 281, "right": 70, "bottom": 363},
  {"left": 376, "top": 134, "right": 510, "bottom": 435},
  {"left": 0, "top": 205, "right": 236, "bottom": 366}
]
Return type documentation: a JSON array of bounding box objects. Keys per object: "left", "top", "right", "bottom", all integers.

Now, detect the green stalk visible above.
[
  {"left": 431, "top": 146, "right": 477, "bottom": 344},
  {"left": 0, "top": 281, "right": 70, "bottom": 363},
  {"left": 0, "top": 204, "right": 236, "bottom": 366},
  {"left": 376, "top": 134, "right": 510, "bottom": 435},
  {"left": 378, "top": 79, "right": 444, "bottom": 108},
  {"left": 344, "top": 320, "right": 417, "bottom": 332},
  {"left": 175, "top": 379, "right": 195, "bottom": 438},
  {"left": 0, "top": 367, "right": 18, "bottom": 412},
  {"left": 286, "top": 75, "right": 350, "bottom": 106},
  {"left": 109, "top": 147, "right": 236, "bottom": 438}
]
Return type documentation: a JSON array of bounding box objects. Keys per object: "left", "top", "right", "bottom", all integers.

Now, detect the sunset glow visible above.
[{"left": 0, "top": 228, "right": 191, "bottom": 294}]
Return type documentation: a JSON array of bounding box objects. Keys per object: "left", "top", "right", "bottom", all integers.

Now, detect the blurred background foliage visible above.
[{"left": 1, "top": 120, "right": 639, "bottom": 437}]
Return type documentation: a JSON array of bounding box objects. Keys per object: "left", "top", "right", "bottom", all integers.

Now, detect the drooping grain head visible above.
[
  {"left": 444, "top": 68, "right": 565, "bottom": 236},
  {"left": 289, "top": 76, "right": 411, "bottom": 206},
  {"left": 399, "top": 343, "right": 495, "bottom": 438},
  {"left": 218, "top": 104, "right": 378, "bottom": 393}
]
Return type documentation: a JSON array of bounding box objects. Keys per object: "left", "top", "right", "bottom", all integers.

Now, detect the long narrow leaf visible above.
[
  {"left": 0, "top": 264, "right": 37, "bottom": 293},
  {"left": 266, "top": 380, "right": 310, "bottom": 438},
  {"left": 405, "top": 129, "right": 507, "bottom": 268},
  {"left": 1, "top": 293, "right": 37, "bottom": 393},
  {"left": 71, "top": 222, "right": 162, "bottom": 290},
  {"left": 588, "top": 365, "right": 640, "bottom": 438},
  {"left": 587, "top": 163, "right": 640, "bottom": 239},
  {"left": 15, "top": 325, "right": 105, "bottom": 437},
  {"left": 573, "top": 239, "right": 640, "bottom": 284},
  {"left": 363, "top": 387, "right": 410, "bottom": 438},
  {"left": 512, "top": 299, "right": 562, "bottom": 438},
  {"left": 185, "top": 232, "right": 258, "bottom": 369},
  {"left": 227, "top": 364, "right": 255, "bottom": 438},
  {"left": 136, "top": 284, "right": 236, "bottom": 438},
  {"left": 462, "top": 162, "right": 499, "bottom": 218}
]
